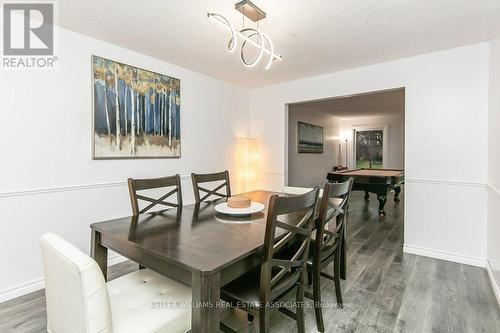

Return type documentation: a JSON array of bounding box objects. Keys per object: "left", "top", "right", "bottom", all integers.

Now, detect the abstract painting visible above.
[
  {"left": 92, "top": 56, "right": 180, "bottom": 159},
  {"left": 297, "top": 121, "right": 323, "bottom": 153}
]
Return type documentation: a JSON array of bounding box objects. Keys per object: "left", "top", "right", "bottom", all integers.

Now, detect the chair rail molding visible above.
[
  {"left": 262, "top": 172, "right": 488, "bottom": 189},
  {"left": 489, "top": 183, "right": 500, "bottom": 194},
  {"left": 404, "top": 178, "right": 487, "bottom": 188},
  {"left": 0, "top": 174, "right": 220, "bottom": 198},
  {"left": 0, "top": 181, "right": 128, "bottom": 198}
]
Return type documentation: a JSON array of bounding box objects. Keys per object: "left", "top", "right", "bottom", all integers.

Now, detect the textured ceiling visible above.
[
  {"left": 58, "top": 0, "right": 500, "bottom": 88},
  {"left": 289, "top": 89, "right": 405, "bottom": 119}
]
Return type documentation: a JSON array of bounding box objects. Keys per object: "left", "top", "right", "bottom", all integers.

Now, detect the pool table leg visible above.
[
  {"left": 377, "top": 195, "right": 387, "bottom": 216},
  {"left": 394, "top": 186, "right": 401, "bottom": 203},
  {"left": 364, "top": 191, "right": 369, "bottom": 200}
]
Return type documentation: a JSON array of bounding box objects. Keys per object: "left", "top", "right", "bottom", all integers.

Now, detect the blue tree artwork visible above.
[{"left": 93, "top": 56, "right": 181, "bottom": 158}]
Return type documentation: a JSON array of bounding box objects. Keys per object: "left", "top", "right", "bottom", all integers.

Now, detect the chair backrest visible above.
[
  {"left": 191, "top": 170, "right": 231, "bottom": 204},
  {"left": 40, "top": 233, "right": 112, "bottom": 333},
  {"left": 314, "top": 178, "right": 354, "bottom": 264},
  {"left": 128, "top": 174, "right": 183, "bottom": 215},
  {"left": 260, "top": 187, "right": 320, "bottom": 303}
]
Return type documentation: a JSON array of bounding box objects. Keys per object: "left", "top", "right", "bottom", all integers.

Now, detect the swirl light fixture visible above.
[{"left": 208, "top": 0, "right": 281, "bottom": 70}]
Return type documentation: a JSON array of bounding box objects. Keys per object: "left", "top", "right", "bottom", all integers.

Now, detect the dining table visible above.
[{"left": 90, "top": 190, "right": 346, "bottom": 333}]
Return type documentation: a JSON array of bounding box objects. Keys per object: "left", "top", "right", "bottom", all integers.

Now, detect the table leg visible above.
[
  {"left": 394, "top": 186, "right": 401, "bottom": 203},
  {"left": 364, "top": 191, "right": 369, "bottom": 200},
  {"left": 91, "top": 229, "right": 108, "bottom": 281},
  {"left": 377, "top": 195, "right": 387, "bottom": 216},
  {"left": 192, "top": 272, "right": 221, "bottom": 333}
]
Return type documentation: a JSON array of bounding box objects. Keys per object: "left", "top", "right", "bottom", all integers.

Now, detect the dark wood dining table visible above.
[{"left": 90, "top": 190, "right": 346, "bottom": 333}]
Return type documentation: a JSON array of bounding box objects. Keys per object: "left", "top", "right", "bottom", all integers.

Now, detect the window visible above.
[{"left": 355, "top": 129, "right": 384, "bottom": 168}]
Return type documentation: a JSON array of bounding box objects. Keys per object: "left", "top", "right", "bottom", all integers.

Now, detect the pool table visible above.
[{"left": 327, "top": 168, "right": 404, "bottom": 216}]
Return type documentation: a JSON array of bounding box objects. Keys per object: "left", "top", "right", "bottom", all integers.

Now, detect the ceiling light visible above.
[{"left": 208, "top": 0, "right": 281, "bottom": 70}]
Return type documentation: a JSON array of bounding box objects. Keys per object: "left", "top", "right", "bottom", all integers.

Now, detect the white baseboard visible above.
[
  {"left": 0, "top": 253, "right": 129, "bottom": 304},
  {"left": 486, "top": 260, "right": 500, "bottom": 307},
  {"left": 403, "top": 244, "right": 486, "bottom": 268},
  {"left": 0, "top": 277, "right": 45, "bottom": 304}
]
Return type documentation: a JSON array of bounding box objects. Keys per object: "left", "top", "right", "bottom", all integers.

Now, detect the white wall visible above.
[
  {"left": 250, "top": 43, "right": 489, "bottom": 266},
  {"left": 287, "top": 108, "right": 340, "bottom": 187},
  {"left": 339, "top": 114, "right": 404, "bottom": 169},
  {"left": 487, "top": 21, "right": 500, "bottom": 303},
  {"left": 0, "top": 27, "right": 249, "bottom": 301}
]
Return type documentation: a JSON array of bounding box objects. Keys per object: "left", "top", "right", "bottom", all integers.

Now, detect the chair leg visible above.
[
  {"left": 259, "top": 307, "right": 269, "bottom": 333},
  {"left": 333, "top": 256, "right": 343, "bottom": 307},
  {"left": 312, "top": 267, "right": 325, "bottom": 332},
  {"left": 296, "top": 280, "right": 306, "bottom": 333},
  {"left": 340, "top": 231, "right": 347, "bottom": 279},
  {"left": 247, "top": 313, "right": 254, "bottom": 323}
]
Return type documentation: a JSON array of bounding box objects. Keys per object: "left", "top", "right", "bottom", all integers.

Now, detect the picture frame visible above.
[
  {"left": 297, "top": 121, "right": 324, "bottom": 153},
  {"left": 92, "top": 55, "right": 181, "bottom": 159}
]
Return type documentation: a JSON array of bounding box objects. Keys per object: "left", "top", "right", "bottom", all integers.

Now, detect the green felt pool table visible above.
[{"left": 327, "top": 168, "right": 404, "bottom": 216}]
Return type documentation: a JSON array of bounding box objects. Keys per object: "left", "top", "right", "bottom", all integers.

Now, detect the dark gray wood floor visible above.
[{"left": 1, "top": 189, "right": 499, "bottom": 332}]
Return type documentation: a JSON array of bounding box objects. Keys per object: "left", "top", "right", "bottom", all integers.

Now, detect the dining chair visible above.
[
  {"left": 220, "top": 187, "right": 320, "bottom": 333},
  {"left": 307, "top": 178, "right": 353, "bottom": 332},
  {"left": 191, "top": 170, "right": 231, "bottom": 204},
  {"left": 128, "top": 174, "right": 183, "bottom": 215},
  {"left": 40, "top": 233, "right": 191, "bottom": 333}
]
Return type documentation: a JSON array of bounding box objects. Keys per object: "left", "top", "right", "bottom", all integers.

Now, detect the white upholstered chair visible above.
[{"left": 40, "top": 233, "right": 191, "bottom": 333}]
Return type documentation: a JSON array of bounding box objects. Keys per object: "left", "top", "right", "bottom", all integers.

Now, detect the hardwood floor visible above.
[{"left": 1, "top": 189, "right": 499, "bottom": 332}]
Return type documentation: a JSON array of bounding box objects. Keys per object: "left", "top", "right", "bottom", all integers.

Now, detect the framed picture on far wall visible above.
[
  {"left": 92, "top": 55, "right": 181, "bottom": 159},
  {"left": 297, "top": 121, "right": 324, "bottom": 153}
]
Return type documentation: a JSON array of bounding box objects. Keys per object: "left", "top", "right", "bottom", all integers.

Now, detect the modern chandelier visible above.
[{"left": 208, "top": 0, "right": 282, "bottom": 70}]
